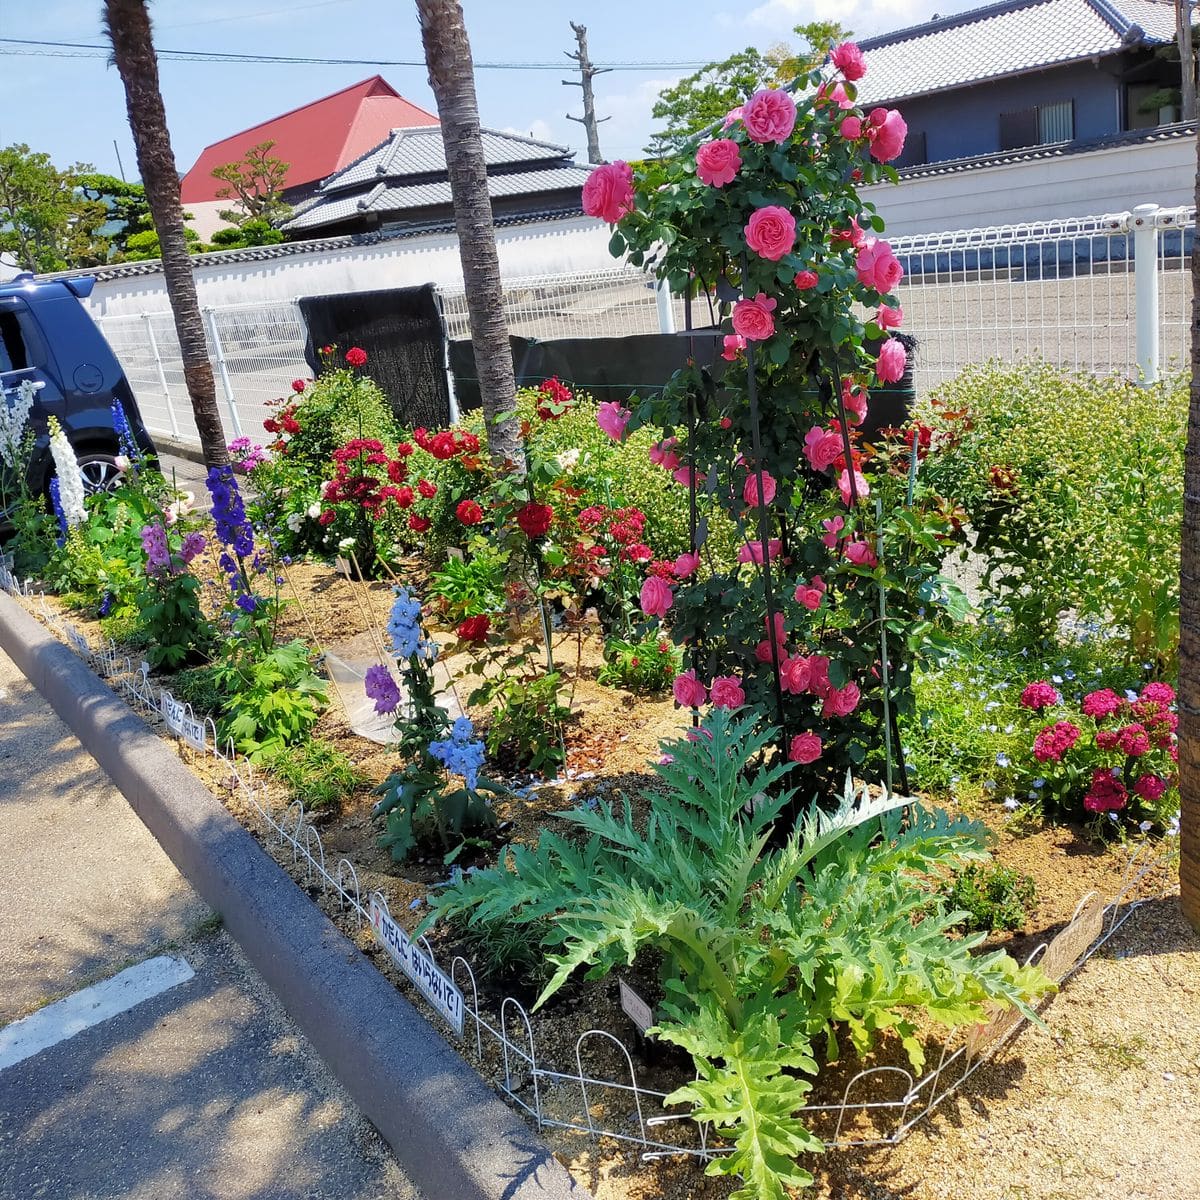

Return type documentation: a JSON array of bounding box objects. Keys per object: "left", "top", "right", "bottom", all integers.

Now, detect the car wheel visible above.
[{"left": 76, "top": 453, "right": 125, "bottom": 496}]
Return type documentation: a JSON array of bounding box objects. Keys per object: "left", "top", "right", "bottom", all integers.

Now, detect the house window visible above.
[
  {"left": 894, "top": 130, "right": 927, "bottom": 168},
  {"left": 999, "top": 101, "right": 1074, "bottom": 150}
]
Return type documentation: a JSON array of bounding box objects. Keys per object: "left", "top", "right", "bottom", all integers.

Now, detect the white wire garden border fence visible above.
[
  {"left": 95, "top": 202, "right": 1195, "bottom": 449},
  {"left": 0, "top": 555, "right": 1179, "bottom": 1170}
]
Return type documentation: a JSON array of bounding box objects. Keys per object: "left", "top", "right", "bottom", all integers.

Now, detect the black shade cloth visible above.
[{"left": 299, "top": 285, "right": 450, "bottom": 429}]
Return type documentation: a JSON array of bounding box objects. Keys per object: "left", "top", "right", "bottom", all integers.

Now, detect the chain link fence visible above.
[{"left": 97, "top": 204, "right": 1195, "bottom": 447}]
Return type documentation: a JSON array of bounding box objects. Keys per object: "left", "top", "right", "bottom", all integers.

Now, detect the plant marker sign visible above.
[
  {"left": 158, "top": 689, "right": 207, "bottom": 752},
  {"left": 369, "top": 895, "right": 465, "bottom": 1037}
]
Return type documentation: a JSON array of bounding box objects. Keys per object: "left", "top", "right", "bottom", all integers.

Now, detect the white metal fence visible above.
[{"left": 98, "top": 203, "right": 1194, "bottom": 447}]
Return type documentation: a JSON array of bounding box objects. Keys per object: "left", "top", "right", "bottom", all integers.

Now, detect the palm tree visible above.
[
  {"left": 103, "top": 0, "right": 229, "bottom": 468},
  {"left": 415, "top": 0, "right": 520, "bottom": 468}
]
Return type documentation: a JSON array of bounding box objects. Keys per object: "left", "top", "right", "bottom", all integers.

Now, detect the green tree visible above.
[
  {"left": 76, "top": 173, "right": 153, "bottom": 261},
  {"left": 765, "top": 21, "right": 853, "bottom": 86},
  {"left": 211, "top": 139, "right": 292, "bottom": 227},
  {"left": 208, "top": 218, "right": 286, "bottom": 250}
]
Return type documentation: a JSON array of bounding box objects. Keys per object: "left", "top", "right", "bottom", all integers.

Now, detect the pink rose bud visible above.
[
  {"left": 840, "top": 116, "right": 863, "bottom": 140},
  {"left": 721, "top": 333, "right": 747, "bottom": 361},
  {"left": 794, "top": 269, "right": 819, "bottom": 290},
  {"left": 877, "top": 303, "right": 903, "bottom": 330}
]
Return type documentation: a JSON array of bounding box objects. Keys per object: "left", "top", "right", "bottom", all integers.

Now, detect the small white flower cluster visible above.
[
  {"left": 0, "top": 379, "right": 38, "bottom": 469},
  {"left": 47, "top": 416, "right": 87, "bottom": 528},
  {"left": 163, "top": 491, "right": 195, "bottom": 526},
  {"left": 286, "top": 512, "right": 305, "bottom": 533}
]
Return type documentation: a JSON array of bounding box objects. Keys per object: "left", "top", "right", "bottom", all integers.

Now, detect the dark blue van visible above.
[{"left": 1, "top": 272, "right": 157, "bottom": 521}]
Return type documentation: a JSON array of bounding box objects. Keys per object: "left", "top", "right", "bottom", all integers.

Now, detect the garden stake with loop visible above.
[{"left": 346, "top": 549, "right": 394, "bottom": 669}]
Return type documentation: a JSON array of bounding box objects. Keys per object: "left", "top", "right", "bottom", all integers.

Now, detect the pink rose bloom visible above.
[
  {"left": 737, "top": 538, "right": 782, "bottom": 564},
  {"left": 731, "top": 292, "right": 778, "bottom": 341},
  {"left": 673, "top": 551, "right": 699, "bottom": 578},
  {"left": 868, "top": 109, "right": 907, "bottom": 162},
  {"left": 820, "top": 516, "right": 844, "bottom": 548},
  {"left": 808, "top": 655, "right": 832, "bottom": 698},
  {"left": 696, "top": 138, "right": 742, "bottom": 187},
  {"left": 856, "top": 240, "right": 904, "bottom": 293},
  {"left": 794, "top": 575, "right": 826, "bottom": 611},
  {"left": 649, "top": 437, "right": 681, "bottom": 470},
  {"left": 789, "top": 731, "right": 824, "bottom": 764},
  {"left": 672, "top": 669, "right": 708, "bottom": 709},
  {"left": 640, "top": 575, "right": 673, "bottom": 618},
  {"left": 597, "top": 400, "right": 631, "bottom": 441},
  {"left": 1020, "top": 681, "right": 1060, "bottom": 711},
  {"left": 841, "top": 378, "right": 868, "bottom": 425},
  {"left": 832, "top": 217, "right": 868, "bottom": 248},
  {"left": 709, "top": 675, "right": 746, "bottom": 709},
  {"left": 1081, "top": 688, "right": 1122, "bottom": 719},
  {"left": 721, "top": 333, "right": 747, "bottom": 361},
  {"left": 754, "top": 640, "right": 775, "bottom": 664},
  {"left": 804, "top": 424, "right": 843, "bottom": 472},
  {"left": 845, "top": 539, "right": 877, "bottom": 567},
  {"left": 743, "top": 469, "right": 777, "bottom": 508},
  {"left": 831, "top": 42, "right": 867, "bottom": 82},
  {"left": 876, "top": 338, "right": 907, "bottom": 384},
  {"left": 779, "top": 654, "right": 812, "bottom": 695},
  {"left": 672, "top": 465, "right": 700, "bottom": 488},
  {"left": 794, "top": 269, "right": 819, "bottom": 290},
  {"left": 742, "top": 88, "right": 797, "bottom": 144},
  {"left": 764, "top": 609, "right": 786, "bottom": 647},
  {"left": 840, "top": 116, "right": 863, "bottom": 140},
  {"left": 818, "top": 81, "right": 853, "bottom": 109},
  {"left": 582, "top": 160, "right": 635, "bottom": 223},
  {"left": 745, "top": 205, "right": 797, "bottom": 261},
  {"left": 823, "top": 681, "right": 861, "bottom": 718},
  {"left": 1141, "top": 681, "right": 1175, "bottom": 705},
  {"left": 1133, "top": 773, "right": 1168, "bottom": 802},
  {"left": 877, "top": 303, "right": 903, "bottom": 330},
  {"left": 723, "top": 106, "right": 744, "bottom": 129},
  {"left": 1084, "top": 768, "right": 1127, "bottom": 813},
  {"left": 838, "top": 468, "right": 869, "bottom": 506}
]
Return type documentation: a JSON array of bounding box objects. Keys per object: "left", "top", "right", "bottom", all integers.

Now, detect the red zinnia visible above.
[
  {"left": 345, "top": 347, "right": 368, "bottom": 367},
  {"left": 516, "top": 501, "right": 554, "bottom": 538},
  {"left": 456, "top": 499, "right": 484, "bottom": 526}
]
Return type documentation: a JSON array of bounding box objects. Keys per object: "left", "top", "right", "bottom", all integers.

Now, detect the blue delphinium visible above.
[
  {"left": 206, "top": 466, "right": 258, "bottom": 613},
  {"left": 110, "top": 398, "right": 139, "bottom": 463},
  {"left": 387, "top": 587, "right": 438, "bottom": 663},
  {"left": 48, "top": 477, "right": 67, "bottom": 545},
  {"left": 429, "top": 715, "right": 486, "bottom": 791}
]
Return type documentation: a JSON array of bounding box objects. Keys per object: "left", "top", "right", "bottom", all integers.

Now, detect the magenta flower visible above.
[
  {"left": 596, "top": 400, "right": 632, "bottom": 441},
  {"left": 789, "top": 731, "right": 823, "bottom": 764},
  {"left": 640, "top": 575, "right": 673, "bottom": 617},
  {"left": 364, "top": 664, "right": 401, "bottom": 715},
  {"left": 1081, "top": 689, "right": 1123, "bottom": 718},
  {"left": 1020, "top": 681, "right": 1060, "bottom": 711},
  {"left": 672, "top": 669, "right": 708, "bottom": 709}
]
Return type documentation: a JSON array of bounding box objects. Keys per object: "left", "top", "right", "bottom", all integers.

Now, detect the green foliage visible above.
[
  {"left": 943, "top": 864, "right": 1037, "bottom": 933},
  {"left": 474, "top": 670, "right": 569, "bottom": 773},
  {"left": 211, "top": 637, "right": 327, "bottom": 762},
  {"left": 260, "top": 737, "right": 364, "bottom": 811},
  {"left": 121, "top": 224, "right": 203, "bottom": 261},
  {"left": 444, "top": 909, "right": 553, "bottom": 995},
  {"left": 598, "top": 630, "right": 681, "bottom": 692},
  {"left": 210, "top": 139, "right": 292, "bottom": 228},
  {"left": 208, "top": 218, "right": 285, "bottom": 249},
  {"left": 136, "top": 566, "right": 211, "bottom": 669},
  {"left": 428, "top": 542, "right": 508, "bottom": 620},
  {"left": 374, "top": 759, "right": 501, "bottom": 862},
  {"left": 279, "top": 369, "right": 399, "bottom": 476},
  {"left": 422, "top": 711, "right": 1053, "bottom": 1197}
]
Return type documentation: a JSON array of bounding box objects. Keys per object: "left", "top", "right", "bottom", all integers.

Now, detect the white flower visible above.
[
  {"left": 338, "top": 537, "right": 356, "bottom": 550},
  {"left": 114, "top": 455, "right": 130, "bottom": 472},
  {"left": 48, "top": 417, "right": 86, "bottom": 528},
  {"left": 0, "top": 379, "right": 37, "bottom": 468},
  {"left": 307, "top": 503, "right": 321, "bottom": 519},
  {"left": 286, "top": 512, "right": 304, "bottom": 533},
  {"left": 1003, "top": 796, "right": 1020, "bottom": 811},
  {"left": 556, "top": 448, "right": 581, "bottom": 472}
]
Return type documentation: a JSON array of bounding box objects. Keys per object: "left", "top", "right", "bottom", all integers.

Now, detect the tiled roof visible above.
[
  {"left": 284, "top": 165, "right": 591, "bottom": 231},
  {"left": 856, "top": 0, "right": 1177, "bottom": 106},
  {"left": 322, "top": 126, "right": 572, "bottom": 192}
]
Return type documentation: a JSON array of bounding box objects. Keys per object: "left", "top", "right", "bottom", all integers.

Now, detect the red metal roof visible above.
[{"left": 180, "top": 76, "right": 438, "bottom": 203}]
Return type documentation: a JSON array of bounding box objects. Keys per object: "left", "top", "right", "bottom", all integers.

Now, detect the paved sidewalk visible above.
[{"left": 0, "top": 646, "right": 421, "bottom": 1200}]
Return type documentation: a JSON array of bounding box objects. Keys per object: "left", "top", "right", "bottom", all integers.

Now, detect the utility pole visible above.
[
  {"left": 563, "top": 21, "right": 611, "bottom": 164},
  {"left": 1178, "top": 0, "right": 1197, "bottom": 121}
]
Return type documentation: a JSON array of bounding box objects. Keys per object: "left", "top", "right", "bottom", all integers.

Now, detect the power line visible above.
[{"left": 0, "top": 36, "right": 706, "bottom": 71}]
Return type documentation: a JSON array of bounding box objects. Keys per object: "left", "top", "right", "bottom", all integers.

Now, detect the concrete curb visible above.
[
  {"left": 0, "top": 592, "right": 588, "bottom": 1200},
  {"left": 152, "top": 434, "right": 206, "bottom": 464}
]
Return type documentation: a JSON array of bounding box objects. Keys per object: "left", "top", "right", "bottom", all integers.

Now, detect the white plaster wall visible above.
[
  {"left": 861, "top": 135, "right": 1197, "bottom": 236},
  {"left": 85, "top": 216, "right": 616, "bottom": 318}
]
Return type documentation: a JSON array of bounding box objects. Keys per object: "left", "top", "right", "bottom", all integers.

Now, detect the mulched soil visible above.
[{"left": 28, "top": 558, "right": 1197, "bottom": 1200}]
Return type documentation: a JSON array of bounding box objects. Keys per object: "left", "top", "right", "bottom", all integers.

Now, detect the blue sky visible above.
[{"left": 1, "top": 0, "right": 982, "bottom": 178}]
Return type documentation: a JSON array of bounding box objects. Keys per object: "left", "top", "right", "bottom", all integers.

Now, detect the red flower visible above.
[
  {"left": 536, "top": 376, "right": 574, "bottom": 420},
  {"left": 345, "top": 347, "right": 368, "bottom": 367},
  {"left": 457, "top": 615, "right": 491, "bottom": 644},
  {"left": 291, "top": 379, "right": 307, "bottom": 394},
  {"left": 1020, "top": 681, "right": 1060, "bottom": 711},
  {"left": 318, "top": 509, "right": 336, "bottom": 526},
  {"left": 456, "top": 499, "right": 483, "bottom": 526},
  {"left": 1084, "top": 768, "right": 1127, "bottom": 812},
  {"left": 397, "top": 442, "right": 414, "bottom": 457},
  {"left": 516, "top": 501, "right": 554, "bottom": 538},
  {"left": 418, "top": 479, "right": 437, "bottom": 499},
  {"left": 408, "top": 514, "right": 431, "bottom": 532},
  {"left": 1033, "top": 720, "right": 1080, "bottom": 762}
]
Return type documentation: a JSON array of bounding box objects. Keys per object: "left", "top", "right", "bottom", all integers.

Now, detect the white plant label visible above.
[
  {"left": 159, "top": 689, "right": 207, "bottom": 752},
  {"left": 62, "top": 622, "right": 89, "bottom": 657},
  {"left": 619, "top": 979, "right": 654, "bottom": 1033},
  {"left": 370, "top": 896, "right": 464, "bottom": 1037}
]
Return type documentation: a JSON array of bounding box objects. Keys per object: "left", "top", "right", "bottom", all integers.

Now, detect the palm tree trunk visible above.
[
  {"left": 1180, "top": 1, "right": 1197, "bottom": 122},
  {"left": 415, "top": 0, "right": 521, "bottom": 469},
  {"left": 103, "top": 0, "right": 229, "bottom": 468},
  {"left": 1180, "top": 133, "right": 1200, "bottom": 931}
]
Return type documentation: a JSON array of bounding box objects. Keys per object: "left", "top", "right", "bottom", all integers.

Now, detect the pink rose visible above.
[
  {"left": 696, "top": 138, "right": 742, "bottom": 187},
  {"left": 737, "top": 538, "right": 782, "bottom": 564},
  {"left": 845, "top": 539, "right": 877, "bottom": 567},
  {"left": 597, "top": 400, "right": 631, "bottom": 441},
  {"left": 582, "top": 160, "right": 635, "bottom": 223},
  {"left": 673, "top": 550, "right": 699, "bottom": 577},
  {"left": 755, "top": 639, "right": 775, "bottom": 664},
  {"left": 832, "top": 217, "right": 868, "bottom": 248},
  {"left": 842, "top": 377, "right": 868, "bottom": 425},
  {"left": 877, "top": 304, "right": 903, "bottom": 330},
  {"left": 650, "top": 437, "right": 681, "bottom": 470},
  {"left": 794, "top": 575, "right": 826, "bottom": 610},
  {"left": 742, "top": 88, "right": 797, "bottom": 144},
  {"left": 831, "top": 42, "right": 867, "bottom": 82},
  {"left": 876, "top": 338, "right": 907, "bottom": 384},
  {"left": 804, "top": 424, "right": 842, "bottom": 472},
  {"left": 822, "top": 681, "right": 860, "bottom": 718},
  {"left": 743, "top": 469, "right": 777, "bottom": 507},
  {"left": 820, "top": 516, "right": 844, "bottom": 548},
  {"left": 818, "top": 81, "right": 853, "bottom": 109},
  {"left": 731, "top": 293, "right": 777, "bottom": 341},
  {"left": 721, "top": 333, "right": 746, "bottom": 361},
  {"left": 672, "top": 669, "right": 708, "bottom": 709},
  {"left": 640, "top": 575, "right": 673, "bottom": 617},
  {"left": 808, "top": 655, "right": 832, "bottom": 698},
  {"left": 794, "top": 269, "right": 819, "bottom": 290},
  {"left": 856, "top": 240, "right": 904, "bottom": 293},
  {"left": 789, "top": 731, "right": 823, "bottom": 764},
  {"left": 838, "top": 468, "right": 869, "bottom": 506},
  {"left": 709, "top": 675, "right": 746, "bottom": 709},
  {"left": 840, "top": 116, "right": 863, "bottom": 140},
  {"left": 745, "top": 205, "right": 796, "bottom": 261},
  {"left": 779, "top": 654, "right": 812, "bottom": 695},
  {"left": 672, "top": 465, "right": 700, "bottom": 488},
  {"left": 764, "top": 609, "right": 786, "bottom": 648},
  {"left": 723, "top": 106, "right": 744, "bottom": 129},
  {"left": 868, "top": 109, "right": 907, "bottom": 163}
]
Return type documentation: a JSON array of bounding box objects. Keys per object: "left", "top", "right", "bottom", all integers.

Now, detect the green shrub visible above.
[
  {"left": 261, "top": 737, "right": 364, "bottom": 811},
  {"left": 279, "top": 367, "right": 400, "bottom": 476},
  {"left": 943, "top": 864, "right": 1037, "bottom": 933},
  {"left": 597, "top": 630, "right": 681, "bottom": 692}
]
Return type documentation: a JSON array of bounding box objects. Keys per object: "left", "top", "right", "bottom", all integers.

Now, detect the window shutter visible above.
[{"left": 999, "top": 107, "right": 1038, "bottom": 150}]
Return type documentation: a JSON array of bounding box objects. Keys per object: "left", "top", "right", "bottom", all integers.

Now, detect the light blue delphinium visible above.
[{"left": 429, "top": 715, "right": 487, "bottom": 791}]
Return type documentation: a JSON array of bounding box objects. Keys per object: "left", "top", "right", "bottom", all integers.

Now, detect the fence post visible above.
[
  {"left": 655, "top": 279, "right": 676, "bottom": 335},
  {"left": 1131, "top": 202, "right": 1160, "bottom": 385},
  {"left": 203, "top": 307, "right": 244, "bottom": 437},
  {"left": 142, "top": 314, "right": 180, "bottom": 439}
]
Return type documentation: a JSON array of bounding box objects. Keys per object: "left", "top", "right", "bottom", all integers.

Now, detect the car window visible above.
[{"left": 0, "top": 309, "right": 29, "bottom": 374}]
